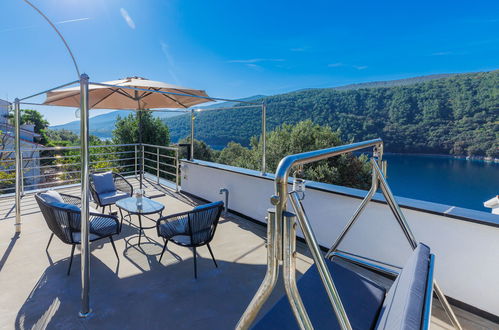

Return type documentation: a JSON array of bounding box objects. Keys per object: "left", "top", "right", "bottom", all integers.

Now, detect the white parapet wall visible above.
[{"left": 181, "top": 159, "right": 499, "bottom": 318}]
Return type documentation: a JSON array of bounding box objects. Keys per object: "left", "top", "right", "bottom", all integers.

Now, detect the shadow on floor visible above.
[{"left": 15, "top": 250, "right": 297, "bottom": 329}]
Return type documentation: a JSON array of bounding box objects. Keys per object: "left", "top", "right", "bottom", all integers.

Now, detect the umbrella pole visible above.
[
  {"left": 138, "top": 109, "right": 143, "bottom": 190},
  {"left": 79, "top": 73, "right": 91, "bottom": 317},
  {"left": 190, "top": 109, "right": 194, "bottom": 160}
]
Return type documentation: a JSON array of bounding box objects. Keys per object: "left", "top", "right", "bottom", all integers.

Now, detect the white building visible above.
[{"left": 0, "top": 99, "right": 42, "bottom": 193}]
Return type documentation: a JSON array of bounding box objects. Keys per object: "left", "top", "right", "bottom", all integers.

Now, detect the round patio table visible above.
[{"left": 116, "top": 197, "right": 165, "bottom": 246}]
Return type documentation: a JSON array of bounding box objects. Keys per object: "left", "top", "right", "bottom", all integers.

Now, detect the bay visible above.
[{"left": 383, "top": 154, "right": 498, "bottom": 212}]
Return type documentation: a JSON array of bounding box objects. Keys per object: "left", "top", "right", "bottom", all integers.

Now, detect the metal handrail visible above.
[{"left": 0, "top": 142, "right": 180, "bottom": 196}]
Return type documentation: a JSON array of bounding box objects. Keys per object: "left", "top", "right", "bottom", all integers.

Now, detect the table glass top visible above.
[{"left": 116, "top": 197, "right": 164, "bottom": 214}]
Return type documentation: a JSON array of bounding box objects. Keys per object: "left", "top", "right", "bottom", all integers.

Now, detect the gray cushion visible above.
[
  {"left": 375, "top": 243, "right": 430, "bottom": 330},
  {"left": 253, "top": 258, "right": 386, "bottom": 330},
  {"left": 39, "top": 190, "right": 64, "bottom": 204},
  {"left": 159, "top": 217, "right": 189, "bottom": 239},
  {"left": 92, "top": 172, "right": 116, "bottom": 195},
  {"left": 99, "top": 190, "right": 129, "bottom": 205}
]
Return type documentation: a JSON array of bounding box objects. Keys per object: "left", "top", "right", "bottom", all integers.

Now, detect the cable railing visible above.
[{"left": 0, "top": 143, "right": 180, "bottom": 196}]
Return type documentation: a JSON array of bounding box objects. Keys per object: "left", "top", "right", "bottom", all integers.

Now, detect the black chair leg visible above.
[
  {"left": 109, "top": 236, "right": 119, "bottom": 260},
  {"left": 67, "top": 245, "right": 76, "bottom": 276},
  {"left": 46, "top": 233, "right": 54, "bottom": 251},
  {"left": 159, "top": 240, "right": 168, "bottom": 262},
  {"left": 193, "top": 247, "right": 197, "bottom": 279},
  {"left": 207, "top": 243, "right": 218, "bottom": 268},
  {"left": 102, "top": 206, "right": 105, "bottom": 213}
]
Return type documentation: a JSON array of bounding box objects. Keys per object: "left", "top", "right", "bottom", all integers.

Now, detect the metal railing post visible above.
[
  {"left": 14, "top": 99, "right": 22, "bottom": 234},
  {"left": 20, "top": 152, "right": 24, "bottom": 196},
  {"left": 79, "top": 73, "right": 91, "bottom": 318},
  {"left": 156, "top": 147, "right": 160, "bottom": 183},
  {"left": 261, "top": 102, "right": 267, "bottom": 175},
  {"left": 175, "top": 149, "right": 179, "bottom": 192},
  {"left": 190, "top": 109, "right": 195, "bottom": 160}
]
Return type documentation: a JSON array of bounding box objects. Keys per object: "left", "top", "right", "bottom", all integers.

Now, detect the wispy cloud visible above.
[
  {"left": 160, "top": 41, "right": 180, "bottom": 84},
  {"left": 227, "top": 58, "right": 285, "bottom": 64},
  {"left": 120, "top": 8, "right": 136, "bottom": 29},
  {"left": 290, "top": 47, "right": 306, "bottom": 52},
  {"left": 328, "top": 63, "right": 368, "bottom": 70},
  {"left": 0, "top": 17, "right": 90, "bottom": 33}
]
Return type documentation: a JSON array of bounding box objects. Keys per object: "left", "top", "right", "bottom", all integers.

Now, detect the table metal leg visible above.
[{"left": 138, "top": 214, "right": 142, "bottom": 246}]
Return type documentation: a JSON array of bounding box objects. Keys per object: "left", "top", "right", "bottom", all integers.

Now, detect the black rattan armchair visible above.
[
  {"left": 35, "top": 192, "right": 120, "bottom": 275},
  {"left": 89, "top": 171, "right": 133, "bottom": 213},
  {"left": 156, "top": 201, "right": 224, "bottom": 278}
]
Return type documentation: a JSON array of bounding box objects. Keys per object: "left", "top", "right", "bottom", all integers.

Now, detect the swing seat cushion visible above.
[{"left": 252, "top": 258, "right": 386, "bottom": 330}]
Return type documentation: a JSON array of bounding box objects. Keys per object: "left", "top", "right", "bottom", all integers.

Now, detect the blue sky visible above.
[{"left": 0, "top": 0, "right": 497, "bottom": 125}]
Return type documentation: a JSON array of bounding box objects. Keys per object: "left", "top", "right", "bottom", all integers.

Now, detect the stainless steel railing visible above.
[
  {"left": 0, "top": 143, "right": 180, "bottom": 196},
  {"left": 237, "top": 138, "right": 462, "bottom": 330}
]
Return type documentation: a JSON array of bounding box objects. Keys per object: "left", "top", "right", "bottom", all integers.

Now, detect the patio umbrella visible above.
[{"left": 44, "top": 76, "right": 211, "bottom": 187}]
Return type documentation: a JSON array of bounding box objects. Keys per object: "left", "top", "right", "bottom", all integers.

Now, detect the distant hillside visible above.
[
  {"left": 332, "top": 73, "right": 457, "bottom": 91},
  {"left": 165, "top": 70, "right": 498, "bottom": 157},
  {"left": 49, "top": 95, "right": 266, "bottom": 139}
]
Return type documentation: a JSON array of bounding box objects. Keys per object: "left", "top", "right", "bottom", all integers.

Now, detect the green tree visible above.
[
  {"left": 113, "top": 112, "right": 170, "bottom": 146},
  {"left": 178, "top": 137, "right": 216, "bottom": 161},
  {"left": 217, "top": 120, "right": 372, "bottom": 189}
]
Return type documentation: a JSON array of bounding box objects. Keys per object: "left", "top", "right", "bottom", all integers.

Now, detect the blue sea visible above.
[{"left": 383, "top": 154, "right": 498, "bottom": 212}]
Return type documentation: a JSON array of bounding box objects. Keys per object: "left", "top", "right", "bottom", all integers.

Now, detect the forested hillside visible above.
[{"left": 165, "top": 70, "right": 498, "bottom": 157}]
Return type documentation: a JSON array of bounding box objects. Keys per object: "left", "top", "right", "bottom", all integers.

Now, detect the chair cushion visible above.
[
  {"left": 72, "top": 232, "right": 100, "bottom": 243},
  {"left": 159, "top": 217, "right": 189, "bottom": 239},
  {"left": 99, "top": 190, "right": 129, "bottom": 206},
  {"left": 253, "top": 258, "right": 386, "bottom": 330},
  {"left": 375, "top": 243, "right": 430, "bottom": 330},
  {"left": 39, "top": 190, "right": 64, "bottom": 204},
  {"left": 91, "top": 172, "right": 116, "bottom": 194},
  {"left": 193, "top": 201, "right": 223, "bottom": 211},
  {"left": 89, "top": 216, "right": 119, "bottom": 237}
]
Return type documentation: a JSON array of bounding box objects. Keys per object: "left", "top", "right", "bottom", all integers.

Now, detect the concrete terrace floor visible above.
[{"left": 0, "top": 178, "right": 496, "bottom": 329}]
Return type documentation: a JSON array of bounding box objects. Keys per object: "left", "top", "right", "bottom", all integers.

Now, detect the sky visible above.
[{"left": 0, "top": 0, "right": 497, "bottom": 125}]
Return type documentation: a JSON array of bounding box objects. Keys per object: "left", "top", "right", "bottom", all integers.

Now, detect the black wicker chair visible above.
[
  {"left": 89, "top": 171, "right": 133, "bottom": 214},
  {"left": 35, "top": 192, "right": 120, "bottom": 275},
  {"left": 156, "top": 201, "right": 224, "bottom": 278}
]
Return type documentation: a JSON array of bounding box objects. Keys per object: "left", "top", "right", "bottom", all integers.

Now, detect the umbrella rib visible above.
[
  {"left": 160, "top": 93, "right": 188, "bottom": 108},
  {"left": 90, "top": 89, "right": 121, "bottom": 109}
]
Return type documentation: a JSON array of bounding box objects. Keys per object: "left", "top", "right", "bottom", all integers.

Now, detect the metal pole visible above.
[
  {"left": 325, "top": 157, "right": 379, "bottom": 258},
  {"left": 236, "top": 209, "right": 280, "bottom": 329},
  {"left": 282, "top": 210, "right": 314, "bottom": 329},
  {"left": 261, "top": 103, "right": 267, "bottom": 175},
  {"left": 14, "top": 99, "right": 22, "bottom": 234},
  {"left": 175, "top": 149, "right": 179, "bottom": 192},
  {"left": 289, "top": 193, "right": 352, "bottom": 329},
  {"left": 156, "top": 147, "right": 160, "bottom": 183},
  {"left": 79, "top": 73, "right": 91, "bottom": 317},
  {"left": 134, "top": 144, "right": 138, "bottom": 178},
  {"left": 20, "top": 152, "right": 24, "bottom": 196},
  {"left": 139, "top": 111, "right": 143, "bottom": 190},
  {"left": 190, "top": 110, "right": 195, "bottom": 160}
]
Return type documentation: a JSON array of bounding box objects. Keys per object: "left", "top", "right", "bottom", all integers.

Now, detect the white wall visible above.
[{"left": 181, "top": 160, "right": 499, "bottom": 317}]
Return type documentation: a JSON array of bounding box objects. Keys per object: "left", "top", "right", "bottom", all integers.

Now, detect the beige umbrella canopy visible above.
[{"left": 44, "top": 76, "right": 211, "bottom": 109}]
